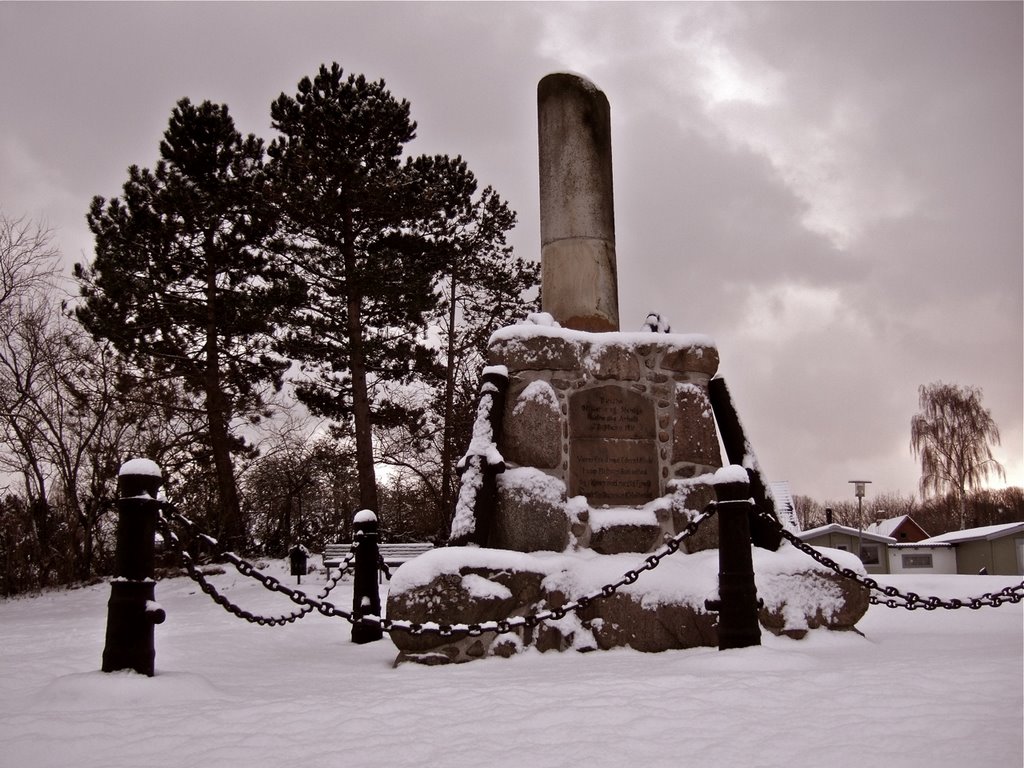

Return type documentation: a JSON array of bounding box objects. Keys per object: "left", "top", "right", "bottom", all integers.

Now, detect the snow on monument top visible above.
[{"left": 490, "top": 318, "right": 717, "bottom": 354}]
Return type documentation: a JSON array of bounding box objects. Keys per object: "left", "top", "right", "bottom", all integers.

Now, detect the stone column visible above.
[{"left": 538, "top": 73, "right": 619, "bottom": 332}]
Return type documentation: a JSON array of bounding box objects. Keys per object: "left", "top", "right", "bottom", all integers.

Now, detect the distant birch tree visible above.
[{"left": 910, "top": 382, "right": 1005, "bottom": 530}]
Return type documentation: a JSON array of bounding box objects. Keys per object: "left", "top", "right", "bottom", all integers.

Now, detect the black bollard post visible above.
[
  {"left": 289, "top": 544, "right": 308, "bottom": 585},
  {"left": 351, "top": 510, "right": 383, "bottom": 644},
  {"left": 102, "top": 459, "right": 167, "bottom": 676},
  {"left": 706, "top": 474, "right": 762, "bottom": 650}
]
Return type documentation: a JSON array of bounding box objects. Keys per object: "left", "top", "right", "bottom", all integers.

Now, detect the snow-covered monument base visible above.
[
  {"left": 387, "top": 543, "right": 868, "bottom": 665},
  {"left": 457, "top": 322, "right": 725, "bottom": 555},
  {"left": 385, "top": 72, "right": 869, "bottom": 664},
  {"left": 385, "top": 322, "right": 870, "bottom": 664}
]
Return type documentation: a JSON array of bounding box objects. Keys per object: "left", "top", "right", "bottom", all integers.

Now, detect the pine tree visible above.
[
  {"left": 75, "top": 99, "right": 304, "bottom": 548},
  {"left": 418, "top": 157, "right": 537, "bottom": 532},
  {"left": 371, "top": 158, "right": 537, "bottom": 536},
  {"left": 268, "top": 64, "right": 472, "bottom": 514}
]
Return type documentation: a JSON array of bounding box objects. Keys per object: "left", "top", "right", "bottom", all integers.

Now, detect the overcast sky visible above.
[{"left": 1, "top": 1, "right": 1021, "bottom": 503}]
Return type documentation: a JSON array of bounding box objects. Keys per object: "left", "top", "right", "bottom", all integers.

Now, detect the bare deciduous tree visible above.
[
  {"left": 0, "top": 215, "right": 59, "bottom": 310},
  {"left": 241, "top": 432, "right": 359, "bottom": 555},
  {"left": 910, "top": 382, "right": 1005, "bottom": 530},
  {"left": 0, "top": 214, "right": 181, "bottom": 591}
]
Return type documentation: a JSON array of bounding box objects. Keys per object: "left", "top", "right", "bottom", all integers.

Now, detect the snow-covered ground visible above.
[{"left": 2, "top": 561, "right": 1020, "bottom": 768}]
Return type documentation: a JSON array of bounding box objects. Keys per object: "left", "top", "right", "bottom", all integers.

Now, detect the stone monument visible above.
[
  {"left": 385, "top": 74, "right": 869, "bottom": 664},
  {"left": 484, "top": 72, "right": 723, "bottom": 556}
]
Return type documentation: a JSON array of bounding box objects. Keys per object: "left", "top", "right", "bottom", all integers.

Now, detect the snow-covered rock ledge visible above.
[
  {"left": 386, "top": 543, "right": 870, "bottom": 664},
  {"left": 488, "top": 322, "right": 719, "bottom": 380}
]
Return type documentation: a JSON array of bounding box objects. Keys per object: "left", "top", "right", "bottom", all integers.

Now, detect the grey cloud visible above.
[{"left": 0, "top": 1, "right": 1019, "bottom": 500}]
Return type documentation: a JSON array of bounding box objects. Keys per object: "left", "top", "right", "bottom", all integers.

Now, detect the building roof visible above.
[
  {"left": 864, "top": 514, "right": 930, "bottom": 540},
  {"left": 865, "top": 515, "right": 909, "bottom": 537},
  {"left": 921, "top": 522, "right": 1024, "bottom": 545},
  {"left": 798, "top": 523, "right": 896, "bottom": 544},
  {"left": 888, "top": 541, "right": 953, "bottom": 549}
]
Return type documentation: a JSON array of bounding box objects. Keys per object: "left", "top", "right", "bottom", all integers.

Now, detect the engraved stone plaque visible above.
[
  {"left": 570, "top": 438, "right": 659, "bottom": 505},
  {"left": 569, "top": 386, "right": 658, "bottom": 505},
  {"left": 570, "top": 385, "right": 653, "bottom": 439}
]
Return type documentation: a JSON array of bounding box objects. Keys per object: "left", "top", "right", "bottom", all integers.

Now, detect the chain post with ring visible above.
[
  {"left": 101, "top": 459, "right": 167, "bottom": 677},
  {"left": 351, "top": 510, "right": 384, "bottom": 644},
  {"left": 704, "top": 474, "right": 762, "bottom": 650}
]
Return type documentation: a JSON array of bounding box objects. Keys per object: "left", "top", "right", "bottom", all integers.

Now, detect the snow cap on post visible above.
[
  {"left": 709, "top": 464, "right": 751, "bottom": 486},
  {"left": 353, "top": 509, "right": 378, "bottom": 524},
  {"left": 118, "top": 458, "right": 163, "bottom": 500}
]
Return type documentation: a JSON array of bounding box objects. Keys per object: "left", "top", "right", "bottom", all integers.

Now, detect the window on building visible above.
[
  {"left": 901, "top": 553, "right": 933, "bottom": 569},
  {"left": 860, "top": 544, "right": 880, "bottom": 565}
]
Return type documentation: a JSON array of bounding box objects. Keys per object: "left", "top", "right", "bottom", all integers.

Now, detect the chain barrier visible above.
[
  {"left": 763, "top": 513, "right": 1024, "bottom": 610},
  {"left": 157, "top": 500, "right": 719, "bottom": 636},
  {"left": 158, "top": 506, "right": 355, "bottom": 626},
  {"left": 160, "top": 497, "right": 1021, "bottom": 629}
]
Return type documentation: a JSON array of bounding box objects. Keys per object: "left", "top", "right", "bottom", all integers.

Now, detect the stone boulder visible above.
[
  {"left": 577, "top": 592, "right": 717, "bottom": 652},
  {"left": 587, "top": 507, "right": 663, "bottom": 554},
  {"left": 387, "top": 549, "right": 557, "bottom": 665},
  {"left": 758, "top": 570, "right": 871, "bottom": 639},
  {"left": 752, "top": 543, "right": 871, "bottom": 638},
  {"left": 668, "top": 479, "right": 719, "bottom": 552},
  {"left": 492, "top": 468, "right": 572, "bottom": 553},
  {"left": 501, "top": 379, "right": 562, "bottom": 469},
  {"left": 386, "top": 544, "right": 873, "bottom": 664}
]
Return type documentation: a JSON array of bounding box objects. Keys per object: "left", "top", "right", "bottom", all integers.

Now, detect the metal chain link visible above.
[
  {"left": 157, "top": 500, "right": 719, "bottom": 635},
  {"left": 377, "top": 503, "right": 717, "bottom": 638},
  {"left": 159, "top": 495, "right": 1022, "bottom": 642},
  {"left": 158, "top": 507, "right": 355, "bottom": 626},
  {"left": 761, "top": 513, "right": 1024, "bottom": 610}
]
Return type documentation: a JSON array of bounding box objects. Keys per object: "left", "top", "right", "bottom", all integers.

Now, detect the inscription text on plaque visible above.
[{"left": 569, "top": 386, "right": 658, "bottom": 505}]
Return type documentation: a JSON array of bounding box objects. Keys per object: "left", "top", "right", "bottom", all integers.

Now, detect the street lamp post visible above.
[{"left": 849, "top": 480, "right": 871, "bottom": 564}]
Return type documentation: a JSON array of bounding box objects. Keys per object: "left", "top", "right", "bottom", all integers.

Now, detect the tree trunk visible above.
[
  {"left": 75, "top": 503, "right": 93, "bottom": 581},
  {"left": 342, "top": 208, "right": 379, "bottom": 514},
  {"left": 206, "top": 375, "right": 244, "bottom": 547},
  {"left": 205, "top": 258, "right": 244, "bottom": 549},
  {"left": 20, "top": 457, "right": 53, "bottom": 583},
  {"left": 440, "top": 271, "right": 459, "bottom": 533}
]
